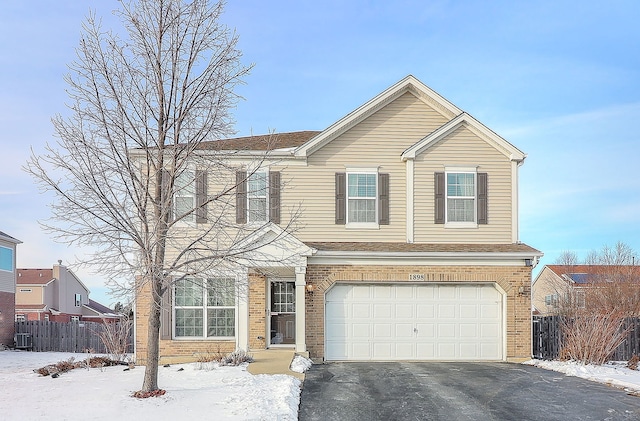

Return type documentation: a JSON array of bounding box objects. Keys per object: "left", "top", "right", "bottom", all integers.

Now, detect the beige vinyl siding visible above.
[
  {"left": 15, "top": 286, "right": 43, "bottom": 305},
  {"left": 414, "top": 124, "right": 513, "bottom": 243},
  {"left": 282, "top": 92, "right": 450, "bottom": 242}
]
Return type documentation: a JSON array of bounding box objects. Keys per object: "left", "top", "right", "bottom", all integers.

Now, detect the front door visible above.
[{"left": 270, "top": 280, "right": 296, "bottom": 345}]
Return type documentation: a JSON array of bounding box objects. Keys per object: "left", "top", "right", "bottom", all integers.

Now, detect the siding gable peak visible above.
[
  {"left": 294, "top": 75, "right": 462, "bottom": 158},
  {"left": 401, "top": 112, "right": 526, "bottom": 162}
]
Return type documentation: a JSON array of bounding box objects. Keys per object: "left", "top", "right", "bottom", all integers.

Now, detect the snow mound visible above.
[
  {"left": 290, "top": 355, "right": 313, "bottom": 373},
  {"left": 524, "top": 359, "right": 640, "bottom": 393}
]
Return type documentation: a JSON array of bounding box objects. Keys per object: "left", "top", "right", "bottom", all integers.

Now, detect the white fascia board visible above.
[
  {"left": 402, "top": 113, "right": 526, "bottom": 162},
  {"left": 295, "top": 75, "right": 462, "bottom": 158},
  {"left": 309, "top": 251, "right": 543, "bottom": 267}
]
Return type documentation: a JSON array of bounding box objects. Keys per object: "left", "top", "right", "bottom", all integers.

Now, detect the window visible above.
[
  {"left": 435, "top": 170, "right": 487, "bottom": 226},
  {"left": 15, "top": 314, "right": 25, "bottom": 322},
  {"left": 0, "top": 246, "right": 13, "bottom": 272},
  {"left": 75, "top": 293, "right": 82, "bottom": 307},
  {"left": 545, "top": 294, "right": 558, "bottom": 307},
  {"left": 19, "top": 288, "right": 32, "bottom": 293},
  {"left": 248, "top": 172, "right": 268, "bottom": 223},
  {"left": 174, "top": 277, "right": 236, "bottom": 338},
  {"left": 44, "top": 314, "right": 49, "bottom": 321},
  {"left": 175, "top": 169, "right": 195, "bottom": 222},
  {"left": 347, "top": 173, "right": 377, "bottom": 224},
  {"left": 447, "top": 172, "right": 475, "bottom": 223},
  {"left": 71, "top": 316, "right": 80, "bottom": 322},
  {"left": 236, "top": 170, "right": 280, "bottom": 224},
  {"left": 335, "top": 170, "right": 389, "bottom": 227}
]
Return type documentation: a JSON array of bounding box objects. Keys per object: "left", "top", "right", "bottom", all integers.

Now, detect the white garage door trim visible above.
[{"left": 325, "top": 283, "right": 504, "bottom": 361}]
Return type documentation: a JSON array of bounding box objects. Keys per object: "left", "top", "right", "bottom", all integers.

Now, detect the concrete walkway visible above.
[{"left": 247, "top": 349, "right": 306, "bottom": 381}]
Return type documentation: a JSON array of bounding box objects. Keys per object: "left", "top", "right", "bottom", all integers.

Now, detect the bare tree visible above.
[
  {"left": 25, "top": 0, "right": 293, "bottom": 393},
  {"left": 554, "top": 250, "right": 579, "bottom": 267}
]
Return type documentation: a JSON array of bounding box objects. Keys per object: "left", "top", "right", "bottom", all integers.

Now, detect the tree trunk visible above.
[{"left": 142, "top": 277, "right": 162, "bottom": 391}]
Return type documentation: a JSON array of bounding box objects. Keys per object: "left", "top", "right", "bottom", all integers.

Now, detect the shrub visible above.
[{"left": 559, "top": 313, "right": 630, "bottom": 365}]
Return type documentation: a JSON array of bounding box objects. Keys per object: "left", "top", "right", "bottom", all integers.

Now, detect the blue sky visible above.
[{"left": 2, "top": 0, "right": 639, "bottom": 306}]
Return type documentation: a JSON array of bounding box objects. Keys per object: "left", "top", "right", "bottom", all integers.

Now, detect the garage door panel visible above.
[
  {"left": 352, "top": 304, "right": 371, "bottom": 318},
  {"left": 325, "top": 284, "right": 503, "bottom": 361},
  {"left": 373, "top": 303, "right": 392, "bottom": 318},
  {"left": 459, "top": 304, "right": 478, "bottom": 318}
]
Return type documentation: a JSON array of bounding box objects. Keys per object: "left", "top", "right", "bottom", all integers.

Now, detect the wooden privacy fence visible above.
[
  {"left": 533, "top": 316, "right": 640, "bottom": 360},
  {"left": 14, "top": 321, "right": 133, "bottom": 354}
]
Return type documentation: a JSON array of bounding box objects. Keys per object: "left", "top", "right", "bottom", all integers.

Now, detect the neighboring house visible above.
[
  {"left": 532, "top": 264, "right": 640, "bottom": 315},
  {"left": 16, "top": 261, "right": 119, "bottom": 323},
  {"left": 0, "top": 231, "right": 21, "bottom": 347},
  {"left": 135, "top": 75, "right": 542, "bottom": 364}
]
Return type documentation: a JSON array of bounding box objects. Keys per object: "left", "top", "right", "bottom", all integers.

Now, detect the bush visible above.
[
  {"left": 559, "top": 313, "right": 630, "bottom": 365},
  {"left": 219, "top": 349, "right": 253, "bottom": 366}
]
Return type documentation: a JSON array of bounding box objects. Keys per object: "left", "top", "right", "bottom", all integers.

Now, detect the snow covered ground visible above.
[
  {"left": 524, "top": 359, "right": 640, "bottom": 394},
  {"left": 0, "top": 350, "right": 301, "bottom": 420}
]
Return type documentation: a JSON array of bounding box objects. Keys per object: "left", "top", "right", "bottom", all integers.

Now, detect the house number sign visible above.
[{"left": 409, "top": 274, "right": 425, "bottom": 281}]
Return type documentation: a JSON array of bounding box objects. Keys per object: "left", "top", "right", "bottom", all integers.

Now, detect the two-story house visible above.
[
  {"left": 16, "top": 261, "right": 119, "bottom": 322},
  {"left": 0, "top": 231, "right": 21, "bottom": 347},
  {"left": 135, "top": 75, "right": 542, "bottom": 364}
]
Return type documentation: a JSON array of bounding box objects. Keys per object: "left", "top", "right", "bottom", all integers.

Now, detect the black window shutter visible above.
[
  {"left": 160, "top": 284, "right": 172, "bottom": 340},
  {"left": 269, "top": 171, "right": 281, "bottom": 224},
  {"left": 236, "top": 170, "right": 247, "bottom": 224},
  {"left": 434, "top": 172, "right": 445, "bottom": 224},
  {"left": 378, "top": 173, "right": 389, "bottom": 225},
  {"left": 477, "top": 172, "right": 488, "bottom": 224},
  {"left": 195, "top": 170, "right": 207, "bottom": 223},
  {"left": 335, "top": 173, "right": 346, "bottom": 224}
]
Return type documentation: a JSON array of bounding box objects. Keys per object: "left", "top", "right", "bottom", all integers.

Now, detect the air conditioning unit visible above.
[{"left": 15, "top": 333, "right": 32, "bottom": 349}]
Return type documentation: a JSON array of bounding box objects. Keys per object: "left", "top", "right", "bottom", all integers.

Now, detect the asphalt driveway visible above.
[{"left": 298, "top": 362, "right": 640, "bottom": 420}]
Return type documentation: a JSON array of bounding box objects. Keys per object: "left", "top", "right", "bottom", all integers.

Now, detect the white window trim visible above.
[
  {"left": 173, "top": 276, "right": 238, "bottom": 340},
  {"left": 247, "top": 168, "right": 269, "bottom": 225},
  {"left": 345, "top": 167, "right": 379, "bottom": 229},
  {"left": 74, "top": 293, "right": 82, "bottom": 307},
  {"left": 71, "top": 316, "right": 80, "bottom": 322},
  {"left": 173, "top": 167, "right": 197, "bottom": 225},
  {"left": 444, "top": 166, "right": 478, "bottom": 229},
  {"left": 15, "top": 314, "right": 25, "bottom": 322}
]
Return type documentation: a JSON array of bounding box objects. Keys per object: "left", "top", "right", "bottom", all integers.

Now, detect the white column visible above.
[{"left": 294, "top": 264, "right": 307, "bottom": 353}]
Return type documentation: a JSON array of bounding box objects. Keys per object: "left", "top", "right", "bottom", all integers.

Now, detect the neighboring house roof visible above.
[
  {"left": 196, "top": 131, "right": 321, "bottom": 151},
  {"left": 17, "top": 269, "right": 54, "bottom": 285},
  {"left": 84, "top": 299, "right": 118, "bottom": 316},
  {"left": 307, "top": 242, "right": 540, "bottom": 254},
  {"left": 0, "top": 231, "right": 21, "bottom": 244},
  {"left": 541, "top": 264, "right": 640, "bottom": 285},
  {"left": 15, "top": 304, "right": 47, "bottom": 311}
]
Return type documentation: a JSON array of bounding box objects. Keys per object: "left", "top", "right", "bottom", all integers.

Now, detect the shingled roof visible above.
[
  {"left": 197, "top": 131, "right": 321, "bottom": 151},
  {"left": 306, "top": 242, "right": 541, "bottom": 254},
  {"left": 17, "top": 269, "right": 54, "bottom": 285}
]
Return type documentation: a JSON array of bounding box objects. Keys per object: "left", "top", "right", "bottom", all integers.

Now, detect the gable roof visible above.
[
  {"left": 293, "top": 75, "right": 462, "bottom": 158},
  {"left": 17, "top": 269, "right": 54, "bottom": 285},
  {"left": 401, "top": 112, "right": 526, "bottom": 162},
  {"left": 196, "top": 131, "right": 320, "bottom": 151},
  {"left": 543, "top": 264, "right": 640, "bottom": 284},
  {"left": 0, "top": 231, "right": 21, "bottom": 244}
]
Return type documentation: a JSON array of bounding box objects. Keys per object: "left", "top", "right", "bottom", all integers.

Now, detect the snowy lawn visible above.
[
  {"left": 524, "top": 359, "right": 640, "bottom": 395},
  {"left": 0, "top": 350, "right": 301, "bottom": 420}
]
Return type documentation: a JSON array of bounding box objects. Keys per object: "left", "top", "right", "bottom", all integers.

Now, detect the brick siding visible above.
[{"left": 0, "top": 291, "right": 15, "bottom": 346}]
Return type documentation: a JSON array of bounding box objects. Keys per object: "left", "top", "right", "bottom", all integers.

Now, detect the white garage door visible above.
[{"left": 325, "top": 283, "right": 503, "bottom": 361}]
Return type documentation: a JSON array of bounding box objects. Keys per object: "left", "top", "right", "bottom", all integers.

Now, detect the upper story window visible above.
[
  {"left": 248, "top": 172, "right": 268, "bottom": 223},
  {"left": 175, "top": 169, "right": 195, "bottom": 223},
  {"left": 347, "top": 173, "right": 377, "bottom": 224},
  {"left": 0, "top": 246, "right": 13, "bottom": 272},
  {"left": 74, "top": 293, "right": 82, "bottom": 307},
  {"left": 447, "top": 172, "right": 476, "bottom": 223},
  {"left": 174, "top": 277, "right": 236, "bottom": 338},
  {"left": 236, "top": 169, "right": 280, "bottom": 225},
  {"left": 435, "top": 168, "right": 487, "bottom": 227},
  {"left": 335, "top": 170, "right": 389, "bottom": 227}
]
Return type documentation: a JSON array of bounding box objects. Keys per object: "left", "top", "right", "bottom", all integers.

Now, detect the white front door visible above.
[{"left": 325, "top": 283, "right": 503, "bottom": 361}]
